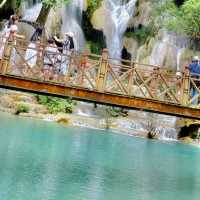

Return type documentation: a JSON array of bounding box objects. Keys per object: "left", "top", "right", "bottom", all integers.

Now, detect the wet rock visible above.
[
  {"left": 0, "top": 95, "right": 14, "bottom": 108},
  {"left": 56, "top": 118, "right": 69, "bottom": 125},
  {"left": 91, "top": 2, "right": 106, "bottom": 31},
  {"left": 123, "top": 37, "right": 139, "bottom": 59}
]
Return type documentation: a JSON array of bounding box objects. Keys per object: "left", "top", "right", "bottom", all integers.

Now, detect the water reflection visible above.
[{"left": 0, "top": 112, "right": 200, "bottom": 200}]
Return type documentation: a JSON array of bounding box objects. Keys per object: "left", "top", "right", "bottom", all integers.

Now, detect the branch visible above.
[{"left": 0, "top": 0, "right": 7, "bottom": 8}]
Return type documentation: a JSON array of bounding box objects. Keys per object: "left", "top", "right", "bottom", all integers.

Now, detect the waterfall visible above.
[
  {"left": 149, "top": 32, "right": 175, "bottom": 66},
  {"left": 61, "top": 0, "right": 85, "bottom": 51},
  {"left": 176, "top": 48, "right": 185, "bottom": 71},
  {"left": 157, "top": 127, "right": 178, "bottom": 141},
  {"left": 21, "top": 0, "right": 42, "bottom": 21},
  {"left": 104, "top": 0, "right": 137, "bottom": 59},
  {"left": 157, "top": 115, "right": 178, "bottom": 140},
  {"left": 149, "top": 31, "right": 189, "bottom": 70}
]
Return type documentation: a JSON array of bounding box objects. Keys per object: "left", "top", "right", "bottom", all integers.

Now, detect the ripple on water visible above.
[{"left": 0, "top": 112, "right": 200, "bottom": 200}]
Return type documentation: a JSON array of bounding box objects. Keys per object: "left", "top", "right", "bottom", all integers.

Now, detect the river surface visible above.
[{"left": 0, "top": 112, "right": 200, "bottom": 200}]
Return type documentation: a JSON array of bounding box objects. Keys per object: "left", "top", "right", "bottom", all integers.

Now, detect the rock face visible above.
[
  {"left": 123, "top": 37, "right": 139, "bottom": 60},
  {"left": 91, "top": 3, "right": 106, "bottom": 31},
  {"left": 45, "top": 8, "right": 62, "bottom": 37},
  {"left": 0, "top": 90, "right": 48, "bottom": 114},
  {"left": 128, "top": 0, "right": 152, "bottom": 28},
  {"left": 122, "top": 0, "right": 200, "bottom": 70}
]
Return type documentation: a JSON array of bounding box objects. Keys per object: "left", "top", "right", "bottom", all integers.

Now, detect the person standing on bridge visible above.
[
  {"left": 24, "top": 27, "right": 43, "bottom": 76},
  {"left": 0, "top": 15, "right": 20, "bottom": 66},
  {"left": 43, "top": 38, "right": 59, "bottom": 81},
  {"left": 53, "top": 32, "right": 75, "bottom": 79},
  {"left": 189, "top": 56, "right": 200, "bottom": 105},
  {"left": 6, "top": 15, "right": 24, "bottom": 70}
]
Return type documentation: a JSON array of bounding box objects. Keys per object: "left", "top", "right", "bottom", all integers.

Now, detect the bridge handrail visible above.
[
  {"left": 0, "top": 35, "right": 179, "bottom": 72},
  {"left": 0, "top": 35, "right": 200, "bottom": 108}
]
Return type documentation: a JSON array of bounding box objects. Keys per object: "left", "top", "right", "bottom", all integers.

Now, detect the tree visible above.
[
  {"left": 181, "top": 0, "right": 200, "bottom": 39},
  {"left": 36, "top": 0, "right": 70, "bottom": 26},
  {"left": 166, "top": 0, "right": 200, "bottom": 40}
]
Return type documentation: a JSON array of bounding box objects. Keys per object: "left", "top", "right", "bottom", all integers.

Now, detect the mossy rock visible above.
[
  {"left": 179, "top": 136, "right": 193, "bottom": 144},
  {"left": 56, "top": 118, "right": 69, "bottom": 125}
]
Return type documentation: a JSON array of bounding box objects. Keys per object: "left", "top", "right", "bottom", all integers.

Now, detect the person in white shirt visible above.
[
  {"left": 43, "top": 38, "right": 59, "bottom": 81},
  {"left": 0, "top": 15, "right": 24, "bottom": 71},
  {"left": 24, "top": 28, "right": 43, "bottom": 76}
]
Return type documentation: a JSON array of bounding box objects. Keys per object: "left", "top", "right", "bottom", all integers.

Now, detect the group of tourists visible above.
[
  {"left": 25, "top": 29, "right": 75, "bottom": 81},
  {"left": 0, "top": 15, "right": 75, "bottom": 81}
]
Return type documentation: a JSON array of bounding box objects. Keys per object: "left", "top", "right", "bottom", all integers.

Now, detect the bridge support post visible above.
[
  {"left": 182, "top": 66, "right": 190, "bottom": 105},
  {"left": 96, "top": 49, "right": 109, "bottom": 92},
  {"left": 0, "top": 37, "right": 13, "bottom": 74},
  {"left": 66, "top": 51, "right": 75, "bottom": 83},
  {"left": 150, "top": 67, "right": 159, "bottom": 98},
  {"left": 128, "top": 62, "right": 134, "bottom": 95}
]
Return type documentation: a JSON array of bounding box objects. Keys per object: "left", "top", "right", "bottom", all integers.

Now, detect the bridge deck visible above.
[
  {"left": 0, "top": 36, "right": 200, "bottom": 119},
  {"left": 0, "top": 74, "right": 200, "bottom": 119}
]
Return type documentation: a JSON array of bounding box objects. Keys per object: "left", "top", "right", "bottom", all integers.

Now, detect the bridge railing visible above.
[{"left": 0, "top": 36, "right": 200, "bottom": 108}]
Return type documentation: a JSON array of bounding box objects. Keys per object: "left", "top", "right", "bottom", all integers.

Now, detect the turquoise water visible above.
[{"left": 0, "top": 112, "right": 200, "bottom": 200}]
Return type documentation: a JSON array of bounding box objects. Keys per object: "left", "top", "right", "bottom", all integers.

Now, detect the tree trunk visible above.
[{"left": 36, "top": 3, "right": 51, "bottom": 26}]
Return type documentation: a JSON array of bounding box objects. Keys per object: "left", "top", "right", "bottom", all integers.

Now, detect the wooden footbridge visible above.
[{"left": 0, "top": 36, "right": 200, "bottom": 119}]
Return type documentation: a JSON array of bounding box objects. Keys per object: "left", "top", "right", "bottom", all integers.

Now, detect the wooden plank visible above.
[{"left": 0, "top": 74, "right": 200, "bottom": 119}]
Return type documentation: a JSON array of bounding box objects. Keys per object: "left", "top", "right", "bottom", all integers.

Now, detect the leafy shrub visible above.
[
  {"left": 36, "top": 95, "right": 74, "bottom": 114},
  {"left": 106, "top": 107, "right": 128, "bottom": 117},
  {"left": 87, "top": 40, "right": 104, "bottom": 54},
  {"left": 15, "top": 104, "right": 29, "bottom": 115},
  {"left": 87, "top": 0, "right": 102, "bottom": 18},
  {"left": 152, "top": 0, "right": 200, "bottom": 40},
  {"left": 125, "top": 26, "right": 155, "bottom": 43}
]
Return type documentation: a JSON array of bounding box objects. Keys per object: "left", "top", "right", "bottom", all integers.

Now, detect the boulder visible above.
[
  {"left": 123, "top": 37, "right": 139, "bottom": 59},
  {"left": 91, "top": 2, "right": 106, "bottom": 31}
]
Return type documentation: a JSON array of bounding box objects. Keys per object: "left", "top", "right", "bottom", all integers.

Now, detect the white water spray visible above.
[
  {"left": 61, "top": 0, "right": 85, "bottom": 51},
  {"left": 104, "top": 0, "right": 137, "bottom": 59},
  {"left": 21, "top": 0, "right": 42, "bottom": 21},
  {"left": 149, "top": 31, "right": 189, "bottom": 70}
]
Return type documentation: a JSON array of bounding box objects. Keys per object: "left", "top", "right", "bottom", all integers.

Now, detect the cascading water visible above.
[
  {"left": 104, "top": 0, "right": 137, "bottom": 59},
  {"left": 149, "top": 31, "right": 189, "bottom": 70},
  {"left": 61, "top": 0, "right": 85, "bottom": 51},
  {"left": 21, "top": 0, "right": 42, "bottom": 21},
  {"left": 176, "top": 48, "right": 186, "bottom": 71},
  {"left": 149, "top": 32, "right": 175, "bottom": 66}
]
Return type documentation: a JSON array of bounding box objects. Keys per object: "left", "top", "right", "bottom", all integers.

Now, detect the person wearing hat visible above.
[
  {"left": 189, "top": 56, "right": 200, "bottom": 74},
  {"left": 189, "top": 56, "right": 200, "bottom": 104},
  {"left": 53, "top": 32, "right": 75, "bottom": 80}
]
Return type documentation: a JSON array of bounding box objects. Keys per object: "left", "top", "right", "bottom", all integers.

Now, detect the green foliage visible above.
[
  {"left": 125, "top": 26, "right": 155, "bottom": 43},
  {"left": 42, "top": 0, "right": 70, "bottom": 8},
  {"left": 152, "top": 0, "right": 200, "bottom": 40},
  {"left": 36, "top": 95, "right": 73, "bottom": 114},
  {"left": 87, "top": 40, "right": 104, "bottom": 54},
  {"left": 151, "top": 0, "right": 178, "bottom": 33},
  {"left": 179, "top": 0, "right": 200, "bottom": 39},
  {"left": 87, "top": 0, "right": 102, "bottom": 18},
  {"left": 15, "top": 103, "right": 29, "bottom": 115},
  {"left": 106, "top": 107, "right": 128, "bottom": 117}
]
